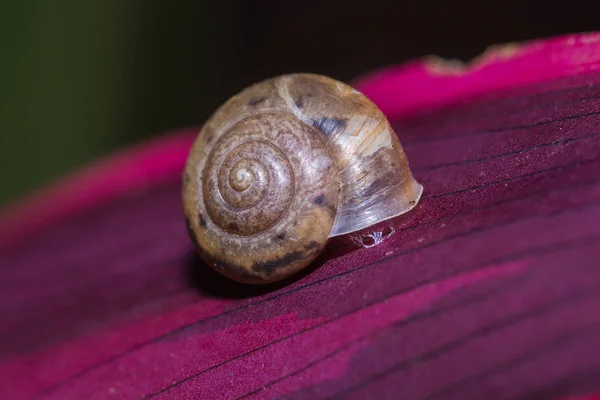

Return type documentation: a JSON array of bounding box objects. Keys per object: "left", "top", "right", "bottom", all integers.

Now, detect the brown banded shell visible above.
[{"left": 182, "top": 73, "right": 423, "bottom": 284}]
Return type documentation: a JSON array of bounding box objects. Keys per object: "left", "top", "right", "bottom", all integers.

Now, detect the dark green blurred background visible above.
[{"left": 1, "top": 1, "right": 596, "bottom": 206}]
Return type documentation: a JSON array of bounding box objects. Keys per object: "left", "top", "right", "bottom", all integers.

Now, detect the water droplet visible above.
[
  {"left": 361, "top": 235, "right": 376, "bottom": 247},
  {"left": 353, "top": 226, "right": 395, "bottom": 248}
]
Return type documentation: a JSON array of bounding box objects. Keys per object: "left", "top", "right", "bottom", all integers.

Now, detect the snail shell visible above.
[{"left": 182, "top": 73, "right": 423, "bottom": 284}]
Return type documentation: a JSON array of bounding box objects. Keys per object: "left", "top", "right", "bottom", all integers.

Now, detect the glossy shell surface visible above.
[{"left": 182, "top": 73, "right": 422, "bottom": 283}]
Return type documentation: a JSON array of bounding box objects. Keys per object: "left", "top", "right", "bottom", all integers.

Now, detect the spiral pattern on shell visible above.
[
  {"left": 203, "top": 112, "right": 339, "bottom": 239},
  {"left": 184, "top": 111, "right": 341, "bottom": 283},
  {"left": 204, "top": 129, "right": 294, "bottom": 237}
]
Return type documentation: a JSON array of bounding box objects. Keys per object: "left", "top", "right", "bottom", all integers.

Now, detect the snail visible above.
[{"left": 182, "top": 73, "right": 423, "bottom": 284}]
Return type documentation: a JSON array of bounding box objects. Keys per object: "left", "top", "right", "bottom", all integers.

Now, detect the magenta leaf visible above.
[{"left": 2, "top": 32, "right": 600, "bottom": 400}]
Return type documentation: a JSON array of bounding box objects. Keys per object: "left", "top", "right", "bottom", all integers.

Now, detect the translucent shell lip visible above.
[
  {"left": 274, "top": 73, "right": 424, "bottom": 238},
  {"left": 329, "top": 162, "right": 423, "bottom": 238}
]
